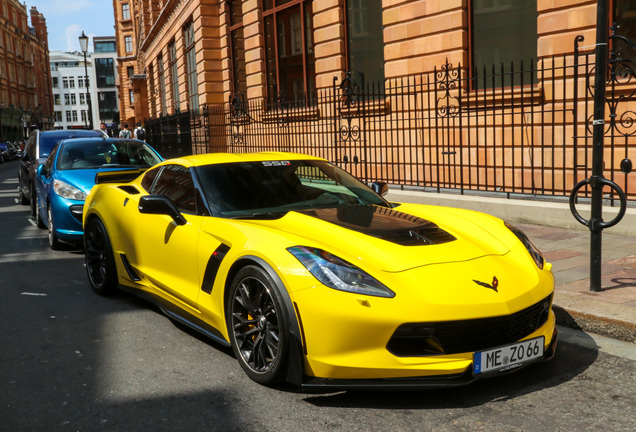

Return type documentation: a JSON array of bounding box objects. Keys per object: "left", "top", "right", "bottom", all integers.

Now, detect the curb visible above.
[{"left": 553, "top": 292, "right": 636, "bottom": 343}]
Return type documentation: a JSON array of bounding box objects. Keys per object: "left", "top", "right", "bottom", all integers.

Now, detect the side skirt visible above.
[{"left": 117, "top": 283, "right": 230, "bottom": 348}]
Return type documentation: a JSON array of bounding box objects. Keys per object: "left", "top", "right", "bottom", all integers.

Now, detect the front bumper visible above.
[
  {"left": 50, "top": 194, "right": 84, "bottom": 242},
  {"left": 300, "top": 327, "right": 558, "bottom": 390}
]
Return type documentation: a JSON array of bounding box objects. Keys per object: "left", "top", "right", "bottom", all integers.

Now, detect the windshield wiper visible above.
[{"left": 228, "top": 211, "right": 288, "bottom": 220}]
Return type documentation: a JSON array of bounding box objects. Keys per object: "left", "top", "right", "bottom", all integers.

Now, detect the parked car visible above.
[
  {"left": 0, "top": 141, "right": 9, "bottom": 163},
  {"left": 83, "top": 152, "right": 557, "bottom": 389},
  {"left": 18, "top": 129, "right": 104, "bottom": 213},
  {"left": 35, "top": 137, "right": 162, "bottom": 249}
]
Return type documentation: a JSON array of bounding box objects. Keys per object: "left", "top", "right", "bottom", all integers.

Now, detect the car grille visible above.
[{"left": 387, "top": 294, "right": 553, "bottom": 356}]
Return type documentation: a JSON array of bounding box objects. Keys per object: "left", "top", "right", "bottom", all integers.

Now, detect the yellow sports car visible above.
[{"left": 83, "top": 152, "right": 557, "bottom": 389}]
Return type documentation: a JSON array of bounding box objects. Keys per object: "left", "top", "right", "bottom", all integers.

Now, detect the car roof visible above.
[{"left": 39, "top": 130, "right": 104, "bottom": 139}]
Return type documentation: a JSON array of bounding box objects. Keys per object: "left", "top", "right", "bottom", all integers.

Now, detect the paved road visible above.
[{"left": 0, "top": 159, "right": 635, "bottom": 432}]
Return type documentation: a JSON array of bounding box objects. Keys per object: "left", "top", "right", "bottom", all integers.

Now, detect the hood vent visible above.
[{"left": 298, "top": 205, "right": 456, "bottom": 246}]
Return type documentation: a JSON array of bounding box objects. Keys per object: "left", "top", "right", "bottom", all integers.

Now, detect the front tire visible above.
[
  {"left": 48, "top": 206, "right": 62, "bottom": 250},
  {"left": 84, "top": 218, "right": 118, "bottom": 296},
  {"left": 228, "top": 265, "right": 289, "bottom": 385}
]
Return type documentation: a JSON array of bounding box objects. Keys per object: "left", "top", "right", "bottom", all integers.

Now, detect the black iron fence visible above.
[{"left": 144, "top": 47, "right": 636, "bottom": 204}]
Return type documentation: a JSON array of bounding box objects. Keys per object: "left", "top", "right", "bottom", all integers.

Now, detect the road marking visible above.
[{"left": 21, "top": 292, "right": 48, "bottom": 296}]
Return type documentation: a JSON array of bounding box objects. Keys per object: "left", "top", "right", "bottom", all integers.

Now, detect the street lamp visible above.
[{"left": 78, "top": 31, "right": 93, "bottom": 130}]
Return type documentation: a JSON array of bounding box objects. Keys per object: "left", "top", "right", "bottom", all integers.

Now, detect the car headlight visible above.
[
  {"left": 53, "top": 179, "right": 87, "bottom": 201},
  {"left": 288, "top": 246, "right": 395, "bottom": 298},
  {"left": 505, "top": 222, "right": 544, "bottom": 269}
]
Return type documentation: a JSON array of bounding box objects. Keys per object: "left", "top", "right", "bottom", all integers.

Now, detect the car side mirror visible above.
[
  {"left": 36, "top": 164, "right": 47, "bottom": 178},
  {"left": 138, "top": 194, "right": 187, "bottom": 226},
  {"left": 370, "top": 181, "right": 389, "bottom": 196}
]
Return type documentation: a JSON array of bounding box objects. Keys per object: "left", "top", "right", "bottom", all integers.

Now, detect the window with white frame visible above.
[
  {"left": 122, "top": 3, "right": 130, "bottom": 20},
  {"left": 125, "top": 36, "right": 133, "bottom": 53}
]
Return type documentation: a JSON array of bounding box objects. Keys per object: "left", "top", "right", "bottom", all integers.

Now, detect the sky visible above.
[{"left": 25, "top": 0, "right": 115, "bottom": 53}]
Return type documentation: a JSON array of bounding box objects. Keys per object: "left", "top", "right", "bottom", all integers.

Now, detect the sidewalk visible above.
[
  {"left": 517, "top": 223, "right": 636, "bottom": 343},
  {"left": 385, "top": 190, "right": 636, "bottom": 343}
]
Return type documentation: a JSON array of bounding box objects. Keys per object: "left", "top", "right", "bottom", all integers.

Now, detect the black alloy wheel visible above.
[
  {"left": 229, "top": 265, "right": 289, "bottom": 385},
  {"left": 84, "top": 218, "right": 118, "bottom": 296}
]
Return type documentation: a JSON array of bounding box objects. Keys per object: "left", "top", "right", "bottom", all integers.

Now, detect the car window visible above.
[
  {"left": 150, "top": 164, "right": 197, "bottom": 214},
  {"left": 38, "top": 135, "right": 63, "bottom": 159},
  {"left": 141, "top": 166, "right": 161, "bottom": 192},
  {"left": 25, "top": 136, "right": 36, "bottom": 159},
  {"left": 195, "top": 160, "right": 389, "bottom": 217},
  {"left": 44, "top": 145, "right": 59, "bottom": 173},
  {"left": 57, "top": 140, "right": 162, "bottom": 170},
  {"left": 38, "top": 131, "right": 103, "bottom": 159}
]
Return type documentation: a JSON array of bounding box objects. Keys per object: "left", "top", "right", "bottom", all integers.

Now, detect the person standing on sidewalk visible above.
[
  {"left": 134, "top": 122, "right": 146, "bottom": 142},
  {"left": 119, "top": 123, "right": 132, "bottom": 139}
]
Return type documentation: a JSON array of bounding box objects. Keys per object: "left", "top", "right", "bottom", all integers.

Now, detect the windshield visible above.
[
  {"left": 57, "top": 140, "right": 162, "bottom": 170},
  {"left": 39, "top": 131, "right": 102, "bottom": 158},
  {"left": 195, "top": 159, "right": 390, "bottom": 218}
]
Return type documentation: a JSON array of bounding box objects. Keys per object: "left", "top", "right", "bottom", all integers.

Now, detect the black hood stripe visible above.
[{"left": 297, "top": 205, "right": 456, "bottom": 246}]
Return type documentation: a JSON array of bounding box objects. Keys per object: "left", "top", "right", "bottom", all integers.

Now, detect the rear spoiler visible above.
[{"left": 95, "top": 168, "right": 148, "bottom": 184}]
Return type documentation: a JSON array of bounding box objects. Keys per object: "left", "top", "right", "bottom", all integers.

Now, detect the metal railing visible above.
[{"left": 144, "top": 50, "right": 636, "bottom": 205}]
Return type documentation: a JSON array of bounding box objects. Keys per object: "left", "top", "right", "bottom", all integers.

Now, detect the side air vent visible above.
[{"left": 118, "top": 185, "right": 140, "bottom": 194}]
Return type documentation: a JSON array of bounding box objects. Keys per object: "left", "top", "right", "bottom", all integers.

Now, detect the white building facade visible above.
[
  {"left": 50, "top": 39, "right": 118, "bottom": 133},
  {"left": 50, "top": 51, "right": 97, "bottom": 130}
]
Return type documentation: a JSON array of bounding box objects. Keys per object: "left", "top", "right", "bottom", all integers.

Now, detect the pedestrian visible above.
[
  {"left": 134, "top": 122, "right": 146, "bottom": 141},
  {"left": 99, "top": 122, "right": 109, "bottom": 137},
  {"left": 119, "top": 123, "right": 132, "bottom": 139}
]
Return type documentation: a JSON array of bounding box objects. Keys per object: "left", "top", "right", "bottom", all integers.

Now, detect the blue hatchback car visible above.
[{"left": 34, "top": 137, "right": 163, "bottom": 249}]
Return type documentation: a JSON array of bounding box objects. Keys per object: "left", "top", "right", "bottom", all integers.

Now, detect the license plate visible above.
[{"left": 473, "top": 336, "right": 544, "bottom": 375}]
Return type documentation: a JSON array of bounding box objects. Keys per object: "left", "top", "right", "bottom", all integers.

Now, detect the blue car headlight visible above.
[
  {"left": 53, "top": 179, "right": 87, "bottom": 201},
  {"left": 505, "top": 222, "right": 544, "bottom": 269},
  {"left": 288, "top": 246, "right": 395, "bottom": 298}
]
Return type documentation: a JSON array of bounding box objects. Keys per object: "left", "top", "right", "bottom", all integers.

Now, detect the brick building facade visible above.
[
  {"left": 113, "top": 0, "right": 636, "bottom": 200},
  {"left": 0, "top": 1, "right": 53, "bottom": 140}
]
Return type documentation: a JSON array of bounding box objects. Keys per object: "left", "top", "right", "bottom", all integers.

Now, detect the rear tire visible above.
[
  {"left": 228, "top": 265, "right": 289, "bottom": 385},
  {"left": 18, "top": 186, "right": 28, "bottom": 205},
  {"left": 84, "top": 218, "right": 118, "bottom": 296},
  {"left": 30, "top": 186, "right": 37, "bottom": 217},
  {"left": 35, "top": 194, "right": 46, "bottom": 229}
]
